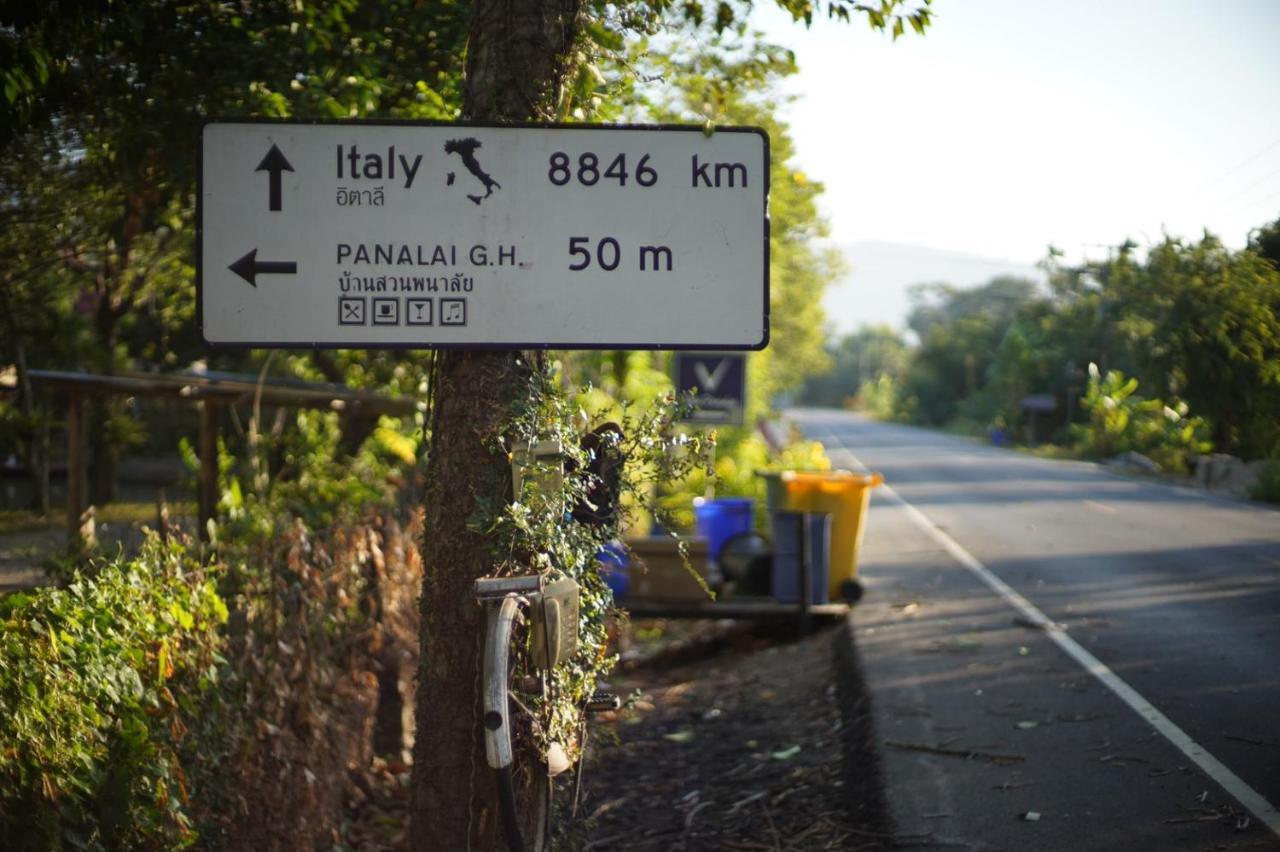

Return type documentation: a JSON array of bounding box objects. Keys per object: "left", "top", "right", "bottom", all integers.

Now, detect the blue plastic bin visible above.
[
  {"left": 770, "top": 511, "right": 831, "bottom": 604},
  {"left": 595, "top": 541, "right": 629, "bottom": 600},
  {"left": 693, "top": 497, "right": 755, "bottom": 562}
]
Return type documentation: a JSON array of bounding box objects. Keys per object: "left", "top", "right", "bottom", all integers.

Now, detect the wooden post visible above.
[
  {"left": 156, "top": 488, "right": 171, "bottom": 543},
  {"left": 66, "top": 391, "right": 92, "bottom": 549},
  {"left": 198, "top": 400, "right": 220, "bottom": 541},
  {"left": 797, "top": 512, "right": 812, "bottom": 636},
  {"left": 35, "top": 401, "right": 50, "bottom": 517}
]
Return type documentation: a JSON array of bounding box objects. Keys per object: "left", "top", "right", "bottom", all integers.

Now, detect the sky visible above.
[{"left": 748, "top": 0, "right": 1280, "bottom": 333}]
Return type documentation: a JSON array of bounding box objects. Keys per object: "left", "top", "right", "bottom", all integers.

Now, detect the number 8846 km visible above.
[{"left": 547, "top": 151, "right": 657, "bottom": 188}]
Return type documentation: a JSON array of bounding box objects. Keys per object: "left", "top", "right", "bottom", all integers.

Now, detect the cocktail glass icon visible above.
[{"left": 407, "top": 298, "right": 433, "bottom": 325}]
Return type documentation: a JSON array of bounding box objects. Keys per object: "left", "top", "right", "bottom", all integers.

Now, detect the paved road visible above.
[{"left": 789, "top": 408, "right": 1280, "bottom": 851}]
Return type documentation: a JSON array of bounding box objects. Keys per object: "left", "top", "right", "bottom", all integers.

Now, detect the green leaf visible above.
[
  {"left": 170, "top": 602, "right": 194, "bottom": 630},
  {"left": 157, "top": 639, "right": 171, "bottom": 680},
  {"left": 714, "top": 1, "right": 735, "bottom": 32},
  {"left": 584, "top": 20, "right": 624, "bottom": 52}
]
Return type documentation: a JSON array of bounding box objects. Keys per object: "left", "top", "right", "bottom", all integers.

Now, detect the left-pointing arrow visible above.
[
  {"left": 228, "top": 249, "right": 297, "bottom": 287},
  {"left": 256, "top": 144, "right": 294, "bottom": 212}
]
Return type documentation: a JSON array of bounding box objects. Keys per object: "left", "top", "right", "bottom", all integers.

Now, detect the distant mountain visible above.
[{"left": 824, "top": 240, "right": 1044, "bottom": 335}]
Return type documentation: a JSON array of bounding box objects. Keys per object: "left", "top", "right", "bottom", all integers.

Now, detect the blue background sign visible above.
[{"left": 674, "top": 352, "right": 746, "bottom": 425}]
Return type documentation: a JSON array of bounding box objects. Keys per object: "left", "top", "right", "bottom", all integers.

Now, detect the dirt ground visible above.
[
  {"left": 340, "top": 619, "right": 893, "bottom": 851},
  {"left": 567, "top": 621, "right": 889, "bottom": 851}
]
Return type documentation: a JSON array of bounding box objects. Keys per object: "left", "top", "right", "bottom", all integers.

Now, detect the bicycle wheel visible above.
[{"left": 483, "top": 594, "right": 553, "bottom": 852}]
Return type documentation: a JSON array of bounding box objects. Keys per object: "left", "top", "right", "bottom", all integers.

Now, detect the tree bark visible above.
[
  {"left": 411, "top": 3, "right": 583, "bottom": 848},
  {"left": 411, "top": 352, "right": 533, "bottom": 848},
  {"left": 89, "top": 280, "right": 122, "bottom": 506},
  {"left": 0, "top": 276, "right": 50, "bottom": 514},
  {"left": 463, "top": 0, "right": 582, "bottom": 123}
]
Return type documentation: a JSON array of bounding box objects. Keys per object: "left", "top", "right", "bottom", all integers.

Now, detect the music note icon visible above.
[{"left": 441, "top": 299, "right": 467, "bottom": 326}]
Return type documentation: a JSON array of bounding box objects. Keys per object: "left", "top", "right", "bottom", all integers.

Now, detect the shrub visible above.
[
  {"left": 856, "top": 374, "right": 901, "bottom": 420},
  {"left": 1250, "top": 458, "right": 1280, "bottom": 504},
  {"left": 0, "top": 509, "right": 420, "bottom": 850},
  {"left": 0, "top": 535, "right": 226, "bottom": 850},
  {"left": 1071, "top": 364, "right": 1213, "bottom": 474},
  {"left": 196, "top": 510, "right": 422, "bottom": 850},
  {"left": 1, "top": 384, "right": 424, "bottom": 849}
]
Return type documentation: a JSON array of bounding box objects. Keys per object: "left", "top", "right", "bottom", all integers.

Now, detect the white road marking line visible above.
[{"left": 840, "top": 448, "right": 1280, "bottom": 839}]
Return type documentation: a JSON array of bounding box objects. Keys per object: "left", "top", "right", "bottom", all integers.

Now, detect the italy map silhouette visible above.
[{"left": 444, "top": 138, "right": 500, "bottom": 205}]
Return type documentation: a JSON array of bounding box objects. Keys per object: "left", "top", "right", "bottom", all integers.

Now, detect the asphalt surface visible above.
[{"left": 789, "top": 408, "right": 1280, "bottom": 851}]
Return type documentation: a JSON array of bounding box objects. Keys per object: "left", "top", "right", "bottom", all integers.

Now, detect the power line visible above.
[
  {"left": 1224, "top": 186, "right": 1280, "bottom": 219},
  {"left": 1196, "top": 135, "right": 1280, "bottom": 194},
  {"left": 1210, "top": 163, "right": 1280, "bottom": 212}
]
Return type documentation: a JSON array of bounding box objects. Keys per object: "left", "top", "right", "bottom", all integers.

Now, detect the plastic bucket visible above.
[
  {"left": 595, "top": 542, "right": 629, "bottom": 600},
  {"left": 779, "top": 471, "right": 883, "bottom": 600},
  {"left": 693, "top": 497, "right": 755, "bottom": 562},
  {"left": 770, "top": 511, "right": 831, "bottom": 604}
]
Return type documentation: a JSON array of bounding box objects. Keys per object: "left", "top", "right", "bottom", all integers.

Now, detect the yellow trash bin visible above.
[{"left": 779, "top": 470, "right": 883, "bottom": 601}]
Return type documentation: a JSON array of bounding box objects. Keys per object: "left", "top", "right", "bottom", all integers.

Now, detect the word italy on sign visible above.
[{"left": 198, "top": 120, "right": 769, "bottom": 350}]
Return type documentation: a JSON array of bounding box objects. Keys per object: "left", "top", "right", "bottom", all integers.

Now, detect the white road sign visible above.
[{"left": 198, "top": 120, "right": 769, "bottom": 349}]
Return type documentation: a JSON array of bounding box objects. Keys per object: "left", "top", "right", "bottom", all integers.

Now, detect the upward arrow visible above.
[
  {"left": 256, "top": 144, "right": 294, "bottom": 212},
  {"left": 229, "top": 249, "right": 297, "bottom": 287}
]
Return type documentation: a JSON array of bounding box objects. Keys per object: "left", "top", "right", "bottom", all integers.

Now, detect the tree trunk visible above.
[
  {"left": 411, "top": 6, "right": 581, "bottom": 847},
  {"left": 0, "top": 278, "right": 50, "bottom": 514},
  {"left": 90, "top": 299, "right": 121, "bottom": 506},
  {"left": 89, "top": 398, "right": 119, "bottom": 506},
  {"left": 411, "top": 352, "right": 532, "bottom": 847}
]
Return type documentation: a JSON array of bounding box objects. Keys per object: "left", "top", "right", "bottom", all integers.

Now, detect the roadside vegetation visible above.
[
  {"left": 0, "top": 0, "right": 897, "bottom": 844},
  {"left": 800, "top": 222, "right": 1280, "bottom": 497},
  {"left": 1, "top": 410, "right": 424, "bottom": 847}
]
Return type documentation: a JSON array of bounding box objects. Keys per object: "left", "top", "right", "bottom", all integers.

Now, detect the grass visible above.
[
  {"left": 940, "top": 418, "right": 989, "bottom": 439},
  {"left": 1019, "top": 443, "right": 1079, "bottom": 460},
  {"left": 0, "top": 501, "right": 196, "bottom": 535}
]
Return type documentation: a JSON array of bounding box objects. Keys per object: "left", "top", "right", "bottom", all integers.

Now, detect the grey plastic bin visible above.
[{"left": 769, "top": 510, "right": 830, "bottom": 604}]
